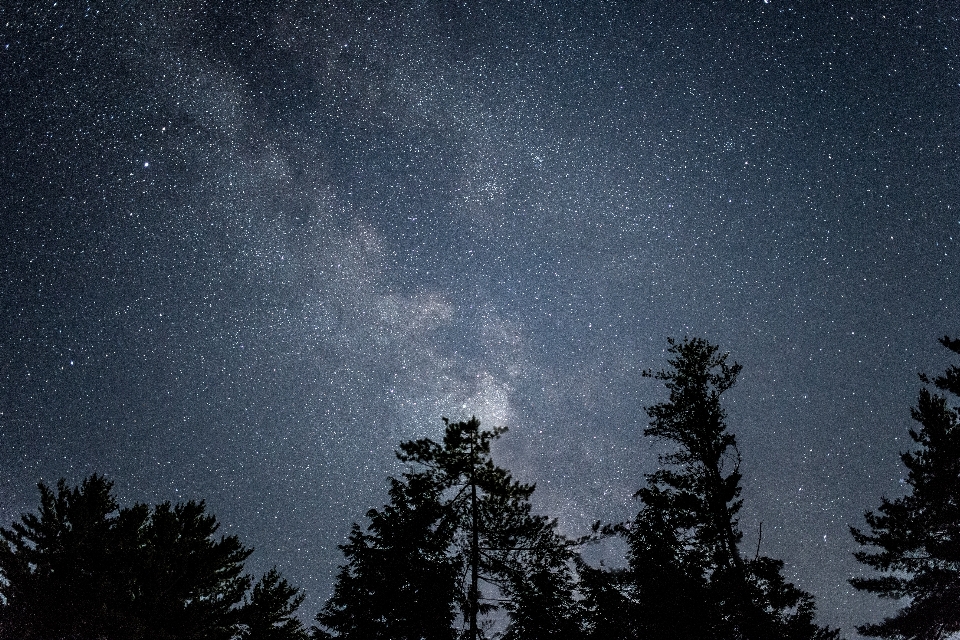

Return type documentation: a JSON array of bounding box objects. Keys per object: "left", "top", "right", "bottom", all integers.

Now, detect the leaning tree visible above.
[{"left": 619, "top": 337, "right": 839, "bottom": 640}]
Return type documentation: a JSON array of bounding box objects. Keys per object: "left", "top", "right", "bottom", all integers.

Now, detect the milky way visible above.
[{"left": 2, "top": 2, "right": 958, "bottom": 635}]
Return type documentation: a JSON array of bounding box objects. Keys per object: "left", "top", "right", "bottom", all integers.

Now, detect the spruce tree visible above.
[
  {"left": 0, "top": 475, "right": 132, "bottom": 638},
  {"left": 132, "top": 499, "right": 253, "bottom": 640},
  {"left": 239, "top": 568, "right": 310, "bottom": 640},
  {"left": 851, "top": 336, "right": 960, "bottom": 639}
]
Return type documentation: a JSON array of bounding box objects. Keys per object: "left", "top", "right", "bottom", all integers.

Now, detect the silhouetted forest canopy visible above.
[
  {"left": 2, "top": 336, "right": 958, "bottom": 640},
  {"left": 0, "top": 475, "right": 309, "bottom": 640}
]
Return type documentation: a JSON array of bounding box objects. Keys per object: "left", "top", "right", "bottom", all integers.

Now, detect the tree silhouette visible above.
[
  {"left": 627, "top": 504, "right": 715, "bottom": 640},
  {"left": 0, "top": 474, "right": 133, "bottom": 638},
  {"left": 397, "top": 417, "right": 579, "bottom": 640},
  {"left": 130, "top": 499, "right": 253, "bottom": 639},
  {"left": 851, "top": 335, "right": 960, "bottom": 639},
  {"left": 239, "top": 568, "right": 310, "bottom": 640},
  {"left": 628, "top": 337, "right": 839, "bottom": 640},
  {"left": 496, "top": 503, "right": 581, "bottom": 640},
  {"left": 314, "top": 471, "right": 460, "bottom": 640},
  {"left": 317, "top": 417, "right": 580, "bottom": 640},
  {"left": 0, "top": 474, "right": 307, "bottom": 640},
  {"left": 576, "top": 558, "right": 636, "bottom": 640}
]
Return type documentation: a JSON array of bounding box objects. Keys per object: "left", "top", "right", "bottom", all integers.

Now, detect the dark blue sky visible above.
[{"left": 2, "top": 1, "right": 958, "bottom": 635}]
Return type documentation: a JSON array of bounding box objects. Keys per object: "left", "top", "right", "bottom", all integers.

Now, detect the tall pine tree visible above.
[
  {"left": 851, "top": 336, "right": 960, "bottom": 639},
  {"left": 317, "top": 417, "right": 580, "bottom": 640},
  {"left": 628, "top": 337, "right": 839, "bottom": 640},
  {"left": 397, "top": 417, "right": 579, "bottom": 640}
]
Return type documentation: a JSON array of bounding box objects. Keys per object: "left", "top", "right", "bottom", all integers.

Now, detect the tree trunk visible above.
[{"left": 470, "top": 432, "right": 479, "bottom": 640}]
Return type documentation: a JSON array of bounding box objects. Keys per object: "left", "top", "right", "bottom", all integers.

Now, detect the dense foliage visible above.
[
  {"left": 851, "top": 336, "right": 960, "bottom": 639},
  {"left": 315, "top": 417, "right": 578, "bottom": 640},
  {"left": 0, "top": 475, "right": 307, "bottom": 640},
  {"left": 7, "top": 335, "right": 960, "bottom": 639},
  {"left": 314, "top": 471, "right": 460, "bottom": 640},
  {"left": 319, "top": 339, "right": 841, "bottom": 639},
  {"left": 581, "top": 337, "right": 839, "bottom": 640}
]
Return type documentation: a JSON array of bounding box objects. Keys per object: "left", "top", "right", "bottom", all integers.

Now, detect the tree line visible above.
[{"left": 2, "top": 336, "right": 959, "bottom": 639}]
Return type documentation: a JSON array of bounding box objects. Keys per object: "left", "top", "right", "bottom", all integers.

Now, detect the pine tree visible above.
[
  {"left": 497, "top": 511, "right": 581, "bottom": 640},
  {"left": 625, "top": 503, "right": 715, "bottom": 640},
  {"left": 0, "top": 474, "right": 132, "bottom": 638},
  {"left": 0, "top": 474, "right": 306, "bottom": 640},
  {"left": 632, "top": 337, "right": 839, "bottom": 640},
  {"left": 576, "top": 559, "right": 635, "bottom": 640},
  {"left": 397, "top": 417, "right": 579, "bottom": 640},
  {"left": 317, "top": 417, "right": 580, "bottom": 640},
  {"left": 239, "top": 568, "right": 310, "bottom": 640},
  {"left": 314, "top": 471, "right": 460, "bottom": 640},
  {"left": 851, "top": 336, "right": 960, "bottom": 639},
  {"left": 133, "top": 500, "right": 254, "bottom": 640}
]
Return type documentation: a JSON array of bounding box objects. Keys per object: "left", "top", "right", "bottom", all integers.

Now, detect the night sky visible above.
[{"left": 2, "top": 1, "right": 958, "bottom": 635}]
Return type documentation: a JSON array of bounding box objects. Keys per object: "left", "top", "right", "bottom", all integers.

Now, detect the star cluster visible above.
[{"left": 2, "top": 1, "right": 958, "bottom": 635}]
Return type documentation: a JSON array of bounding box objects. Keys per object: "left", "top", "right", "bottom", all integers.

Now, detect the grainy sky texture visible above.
[{"left": 2, "top": 1, "right": 958, "bottom": 635}]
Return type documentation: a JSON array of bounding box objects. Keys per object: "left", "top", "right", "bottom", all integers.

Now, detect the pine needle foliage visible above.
[{"left": 851, "top": 336, "right": 960, "bottom": 640}]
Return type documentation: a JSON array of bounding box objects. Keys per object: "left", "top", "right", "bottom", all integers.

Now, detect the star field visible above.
[{"left": 1, "top": 1, "right": 958, "bottom": 635}]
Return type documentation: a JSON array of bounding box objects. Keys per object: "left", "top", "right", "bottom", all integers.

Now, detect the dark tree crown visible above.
[
  {"left": 0, "top": 475, "right": 307, "bottom": 640},
  {"left": 851, "top": 336, "right": 960, "bottom": 640}
]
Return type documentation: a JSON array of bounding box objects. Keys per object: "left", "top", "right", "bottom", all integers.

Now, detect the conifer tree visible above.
[
  {"left": 497, "top": 510, "right": 581, "bottom": 640},
  {"left": 0, "top": 474, "right": 306, "bottom": 640},
  {"left": 851, "top": 336, "right": 960, "bottom": 639},
  {"left": 314, "top": 471, "right": 460, "bottom": 640},
  {"left": 0, "top": 475, "right": 132, "bottom": 638},
  {"left": 239, "top": 568, "right": 310, "bottom": 640},
  {"left": 317, "top": 417, "right": 580, "bottom": 640},
  {"left": 625, "top": 503, "right": 715, "bottom": 640},
  {"left": 132, "top": 499, "right": 254, "bottom": 639},
  {"left": 631, "top": 337, "right": 839, "bottom": 640},
  {"left": 397, "top": 417, "right": 579, "bottom": 640},
  {"left": 576, "top": 559, "right": 635, "bottom": 640}
]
